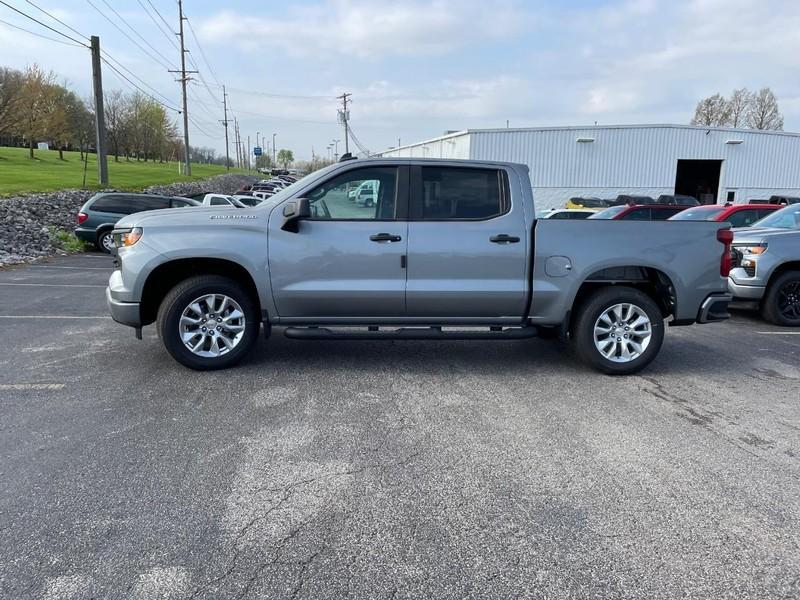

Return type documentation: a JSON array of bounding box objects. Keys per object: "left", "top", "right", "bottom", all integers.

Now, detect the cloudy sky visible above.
[{"left": 1, "top": 0, "right": 799, "bottom": 160}]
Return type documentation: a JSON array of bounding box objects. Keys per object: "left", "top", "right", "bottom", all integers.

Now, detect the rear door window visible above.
[
  {"left": 415, "top": 167, "right": 507, "bottom": 220},
  {"left": 132, "top": 196, "right": 170, "bottom": 211}
]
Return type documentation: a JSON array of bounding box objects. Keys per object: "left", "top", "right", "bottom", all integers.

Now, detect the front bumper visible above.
[
  {"left": 727, "top": 278, "right": 766, "bottom": 301},
  {"left": 106, "top": 287, "right": 141, "bottom": 327}
]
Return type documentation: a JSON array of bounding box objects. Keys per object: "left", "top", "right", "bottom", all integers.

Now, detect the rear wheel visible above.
[
  {"left": 761, "top": 271, "right": 800, "bottom": 326},
  {"left": 97, "top": 230, "right": 115, "bottom": 254},
  {"left": 157, "top": 275, "right": 260, "bottom": 370},
  {"left": 572, "top": 286, "right": 664, "bottom": 375}
]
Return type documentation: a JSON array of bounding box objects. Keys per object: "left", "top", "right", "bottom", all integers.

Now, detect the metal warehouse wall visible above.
[
  {"left": 381, "top": 132, "right": 470, "bottom": 159},
  {"left": 383, "top": 125, "right": 800, "bottom": 210}
]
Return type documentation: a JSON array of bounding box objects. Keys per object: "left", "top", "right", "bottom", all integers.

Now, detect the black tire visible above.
[
  {"left": 572, "top": 286, "right": 665, "bottom": 375},
  {"left": 761, "top": 271, "right": 800, "bottom": 326},
  {"left": 156, "top": 275, "right": 260, "bottom": 370},
  {"left": 96, "top": 229, "right": 114, "bottom": 254}
]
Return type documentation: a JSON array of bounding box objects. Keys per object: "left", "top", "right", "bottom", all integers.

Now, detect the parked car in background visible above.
[
  {"left": 565, "top": 197, "right": 610, "bottom": 209},
  {"left": 657, "top": 194, "right": 699, "bottom": 206},
  {"left": 728, "top": 204, "right": 800, "bottom": 325},
  {"left": 669, "top": 203, "right": 783, "bottom": 227},
  {"left": 201, "top": 194, "right": 249, "bottom": 208},
  {"left": 615, "top": 195, "right": 655, "bottom": 206},
  {"left": 76, "top": 193, "right": 199, "bottom": 253},
  {"left": 768, "top": 195, "right": 800, "bottom": 206},
  {"left": 541, "top": 208, "right": 597, "bottom": 219},
  {"left": 589, "top": 204, "right": 689, "bottom": 220}
]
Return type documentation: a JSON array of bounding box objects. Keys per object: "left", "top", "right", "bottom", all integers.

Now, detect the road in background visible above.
[{"left": 0, "top": 254, "right": 798, "bottom": 599}]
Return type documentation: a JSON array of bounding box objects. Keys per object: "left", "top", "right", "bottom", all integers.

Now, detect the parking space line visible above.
[
  {"left": 0, "top": 283, "right": 106, "bottom": 288},
  {"left": 0, "top": 315, "right": 111, "bottom": 319},
  {"left": 0, "top": 383, "right": 65, "bottom": 390},
  {"left": 756, "top": 331, "right": 800, "bottom": 335},
  {"left": 26, "top": 265, "right": 112, "bottom": 271}
]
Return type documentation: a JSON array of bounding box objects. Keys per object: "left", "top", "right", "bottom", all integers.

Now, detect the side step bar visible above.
[{"left": 284, "top": 326, "right": 539, "bottom": 341}]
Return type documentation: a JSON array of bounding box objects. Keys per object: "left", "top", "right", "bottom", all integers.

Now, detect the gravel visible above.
[{"left": 0, "top": 173, "right": 258, "bottom": 267}]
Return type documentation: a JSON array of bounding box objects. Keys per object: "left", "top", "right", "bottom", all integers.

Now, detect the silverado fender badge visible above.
[{"left": 209, "top": 214, "right": 258, "bottom": 220}]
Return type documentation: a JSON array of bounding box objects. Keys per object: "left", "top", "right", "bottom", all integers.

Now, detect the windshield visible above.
[
  {"left": 588, "top": 205, "right": 627, "bottom": 219},
  {"left": 751, "top": 204, "right": 800, "bottom": 229},
  {"left": 669, "top": 207, "right": 725, "bottom": 221}
]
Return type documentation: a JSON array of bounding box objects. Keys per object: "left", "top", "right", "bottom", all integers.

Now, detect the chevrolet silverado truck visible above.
[
  {"left": 106, "top": 158, "right": 733, "bottom": 375},
  {"left": 728, "top": 203, "right": 800, "bottom": 326}
]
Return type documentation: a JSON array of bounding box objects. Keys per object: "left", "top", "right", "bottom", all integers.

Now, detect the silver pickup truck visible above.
[
  {"left": 728, "top": 203, "right": 800, "bottom": 325},
  {"left": 107, "top": 158, "right": 732, "bottom": 375}
]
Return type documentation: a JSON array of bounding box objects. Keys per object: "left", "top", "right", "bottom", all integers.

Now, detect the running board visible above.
[{"left": 283, "top": 326, "right": 539, "bottom": 341}]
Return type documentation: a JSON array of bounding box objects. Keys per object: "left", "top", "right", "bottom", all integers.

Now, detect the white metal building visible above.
[{"left": 380, "top": 124, "right": 800, "bottom": 210}]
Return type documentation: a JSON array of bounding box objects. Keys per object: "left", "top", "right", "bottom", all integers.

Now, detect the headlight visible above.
[
  {"left": 112, "top": 227, "right": 143, "bottom": 248},
  {"left": 734, "top": 244, "right": 767, "bottom": 256}
]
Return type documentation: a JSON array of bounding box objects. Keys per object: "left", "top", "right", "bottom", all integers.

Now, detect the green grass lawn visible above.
[{"left": 0, "top": 146, "right": 247, "bottom": 195}]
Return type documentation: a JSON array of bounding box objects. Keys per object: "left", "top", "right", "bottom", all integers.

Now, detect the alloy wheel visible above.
[
  {"left": 179, "top": 293, "right": 246, "bottom": 357},
  {"left": 593, "top": 303, "right": 652, "bottom": 363}
]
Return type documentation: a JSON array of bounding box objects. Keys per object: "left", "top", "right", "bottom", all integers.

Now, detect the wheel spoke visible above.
[
  {"left": 180, "top": 293, "right": 246, "bottom": 356},
  {"left": 593, "top": 302, "right": 652, "bottom": 364}
]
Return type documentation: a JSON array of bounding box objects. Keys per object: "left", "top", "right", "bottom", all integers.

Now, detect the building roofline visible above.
[{"left": 382, "top": 123, "right": 800, "bottom": 153}]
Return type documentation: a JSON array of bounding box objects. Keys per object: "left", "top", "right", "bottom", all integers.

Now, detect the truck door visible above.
[
  {"left": 268, "top": 165, "right": 409, "bottom": 319},
  {"left": 406, "top": 165, "right": 529, "bottom": 320}
]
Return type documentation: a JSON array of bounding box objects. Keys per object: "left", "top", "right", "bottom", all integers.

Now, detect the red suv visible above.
[
  {"left": 589, "top": 204, "right": 690, "bottom": 220},
  {"left": 668, "top": 204, "right": 783, "bottom": 227}
]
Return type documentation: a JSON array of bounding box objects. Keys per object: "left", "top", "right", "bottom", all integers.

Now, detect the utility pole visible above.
[
  {"left": 234, "top": 117, "right": 240, "bottom": 168},
  {"left": 89, "top": 36, "right": 108, "bottom": 186},
  {"left": 272, "top": 133, "right": 276, "bottom": 166},
  {"left": 221, "top": 85, "right": 230, "bottom": 170},
  {"left": 247, "top": 135, "right": 251, "bottom": 170},
  {"left": 337, "top": 92, "right": 351, "bottom": 154},
  {"left": 170, "top": 0, "right": 197, "bottom": 176}
]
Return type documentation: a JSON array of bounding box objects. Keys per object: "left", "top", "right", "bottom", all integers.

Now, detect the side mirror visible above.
[{"left": 281, "top": 198, "right": 311, "bottom": 232}]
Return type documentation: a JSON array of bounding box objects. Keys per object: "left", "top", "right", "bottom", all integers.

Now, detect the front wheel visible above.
[
  {"left": 97, "top": 230, "right": 115, "bottom": 254},
  {"left": 157, "top": 275, "right": 260, "bottom": 370},
  {"left": 761, "top": 271, "right": 800, "bottom": 326},
  {"left": 572, "top": 286, "right": 664, "bottom": 375}
]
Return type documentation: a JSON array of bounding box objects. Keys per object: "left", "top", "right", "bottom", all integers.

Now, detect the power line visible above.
[
  {"left": 101, "top": 51, "right": 179, "bottom": 108},
  {"left": 135, "top": 0, "right": 179, "bottom": 51},
  {"left": 0, "top": 1, "right": 88, "bottom": 47},
  {"left": 184, "top": 15, "right": 220, "bottom": 88},
  {"left": 22, "top": 0, "right": 89, "bottom": 42},
  {"left": 0, "top": 17, "right": 84, "bottom": 46},
  {"left": 98, "top": 0, "right": 174, "bottom": 66},
  {"left": 145, "top": 0, "right": 174, "bottom": 37},
  {"left": 228, "top": 107, "right": 331, "bottom": 125},
  {"left": 85, "top": 0, "right": 176, "bottom": 72},
  {"left": 100, "top": 56, "right": 180, "bottom": 113}
]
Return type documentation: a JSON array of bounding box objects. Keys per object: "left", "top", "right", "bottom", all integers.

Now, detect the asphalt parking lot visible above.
[{"left": 1, "top": 254, "right": 799, "bottom": 600}]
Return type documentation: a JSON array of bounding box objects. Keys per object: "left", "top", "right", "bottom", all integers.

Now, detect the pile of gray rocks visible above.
[{"left": 0, "top": 173, "right": 257, "bottom": 267}]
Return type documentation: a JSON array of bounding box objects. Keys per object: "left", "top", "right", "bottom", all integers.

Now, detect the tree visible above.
[
  {"left": 0, "top": 66, "right": 23, "bottom": 138},
  {"left": 104, "top": 89, "right": 129, "bottom": 162},
  {"left": 727, "top": 88, "right": 752, "bottom": 128},
  {"left": 277, "top": 148, "right": 294, "bottom": 169},
  {"left": 690, "top": 93, "right": 730, "bottom": 127},
  {"left": 746, "top": 87, "right": 784, "bottom": 131},
  {"left": 15, "top": 64, "right": 56, "bottom": 158}
]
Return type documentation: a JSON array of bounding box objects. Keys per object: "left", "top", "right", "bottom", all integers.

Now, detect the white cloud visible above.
[{"left": 196, "top": 0, "right": 532, "bottom": 59}]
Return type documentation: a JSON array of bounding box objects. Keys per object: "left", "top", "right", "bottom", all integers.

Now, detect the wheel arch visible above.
[
  {"left": 139, "top": 257, "right": 261, "bottom": 326},
  {"left": 764, "top": 261, "right": 800, "bottom": 293},
  {"left": 569, "top": 266, "right": 677, "bottom": 333}
]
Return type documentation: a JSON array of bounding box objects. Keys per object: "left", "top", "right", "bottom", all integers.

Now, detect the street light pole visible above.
[
  {"left": 272, "top": 133, "right": 277, "bottom": 166},
  {"left": 332, "top": 138, "right": 340, "bottom": 161}
]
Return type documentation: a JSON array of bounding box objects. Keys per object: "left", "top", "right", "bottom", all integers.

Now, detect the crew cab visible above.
[{"left": 106, "top": 158, "right": 732, "bottom": 375}]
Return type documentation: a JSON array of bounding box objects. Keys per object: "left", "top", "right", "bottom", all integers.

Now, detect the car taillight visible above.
[
  {"left": 717, "top": 228, "right": 733, "bottom": 277},
  {"left": 77, "top": 212, "right": 88, "bottom": 224}
]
